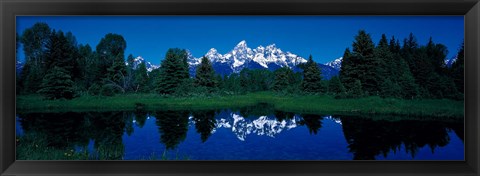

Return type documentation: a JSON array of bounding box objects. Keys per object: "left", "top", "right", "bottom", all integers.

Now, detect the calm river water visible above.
[{"left": 16, "top": 106, "right": 464, "bottom": 160}]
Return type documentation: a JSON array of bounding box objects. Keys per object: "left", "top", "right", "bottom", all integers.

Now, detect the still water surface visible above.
[{"left": 16, "top": 106, "right": 464, "bottom": 160}]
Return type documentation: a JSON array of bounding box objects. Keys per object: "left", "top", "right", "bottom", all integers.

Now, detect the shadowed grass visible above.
[
  {"left": 16, "top": 133, "right": 189, "bottom": 160},
  {"left": 17, "top": 91, "right": 464, "bottom": 118}
]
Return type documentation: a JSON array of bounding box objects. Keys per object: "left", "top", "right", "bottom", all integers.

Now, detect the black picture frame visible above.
[{"left": 1, "top": 0, "right": 479, "bottom": 175}]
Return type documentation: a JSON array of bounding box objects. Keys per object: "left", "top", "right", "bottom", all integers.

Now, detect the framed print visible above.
[{"left": 1, "top": 0, "right": 479, "bottom": 175}]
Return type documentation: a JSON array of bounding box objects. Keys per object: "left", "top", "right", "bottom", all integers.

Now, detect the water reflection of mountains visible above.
[{"left": 17, "top": 108, "right": 463, "bottom": 160}]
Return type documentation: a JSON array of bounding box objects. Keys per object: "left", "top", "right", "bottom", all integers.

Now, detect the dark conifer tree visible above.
[
  {"left": 37, "top": 66, "right": 75, "bottom": 100},
  {"left": 340, "top": 30, "right": 379, "bottom": 95},
  {"left": 339, "top": 48, "right": 358, "bottom": 90},
  {"left": 273, "top": 66, "right": 295, "bottom": 91},
  {"left": 374, "top": 34, "right": 393, "bottom": 93},
  {"left": 327, "top": 76, "right": 346, "bottom": 96},
  {"left": 389, "top": 36, "right": 401, "bottom": 54},
  {"left": 95, "top": 33, "right": 127, "bottom": 82},
  {"left": 20, "top": 22, "right": 52, "bottom": 93},
  {"left": 195, "top": 56, "right": 217, "bottom": 90},
  {"left": 353, "top": 30, "right": 380, "bottom": 95},
  {"left": 349, "top": 80, "right": 364, "bottom": 98},
  {"left": 127, "top": 54, "right": 135, "bottom": 71},
  {"left": 379, "top": 79, "right": 402, "bottom": 98},
  {"left": 104, "top": 52, "right": 128, "bottom": 94},
  {"left": 396, "top": 59, "right": 419, "bottom": 99},
  {"left": 77, "top": 44, "right": 97, "bottom": 90},
  {"left": 426, "top": 37, "right": 449, "bottom": 74},
  {"left": 44, "top": 30, "right": 75, "bottom": 74},
  {"left": 301, "top": 55, "right": 323, "bottom": 93},
  {"left": 134, "top": 62, "right": 149, "bottom": 92},
  {"left": 451, "top": 42, "right": 464, "bottom": 94},
  {"left": 155, "top": 48, "right": 190, "bottom": 94}
]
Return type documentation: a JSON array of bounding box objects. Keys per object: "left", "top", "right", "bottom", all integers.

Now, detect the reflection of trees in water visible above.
[
  {"left": 299, "top": 114, "right": 324, "bottom": 135},
  {"left": 448, "top": 122, "right": 464, "bottom": 142},
  {"left": 273, "top": 110, "right": 295, "bottom": 122},
  {"left": 18, "top": 112, "right": 90, "bottom": 148},
  {"left": 85, "top": 112, "right": 127, "bottom": 159},
  {"left": 339, "top": 116, "right": 458, "bottom": 160},
  {"left": 133, "top": 109, "right": 148, "bottom": 128},
  {"left": 124, "top": 112, "right": 135, "bottom": 136},
  {"left": 192, "top": 110, "right": 217, "bottom": 143},
  {"left": 18, "top": 111, "right": 129, "bottom": 160},
  {"left": 18, "top": 108, "right": 462, "bottom": 160},
  {"left": 155, "top": 110, "right": 189, "bottom": 150},
  {"left": 235, "top": 103, "right": 275, "bottom": 118}
]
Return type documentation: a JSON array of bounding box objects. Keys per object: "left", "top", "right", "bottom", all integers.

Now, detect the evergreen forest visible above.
[{"left": 16, "top": 23, "right": 465, "bottom": 117}]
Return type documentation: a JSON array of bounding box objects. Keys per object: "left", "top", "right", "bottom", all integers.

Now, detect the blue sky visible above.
[{"left": 16, "top": 16, "right": 464, "bottom": 65}]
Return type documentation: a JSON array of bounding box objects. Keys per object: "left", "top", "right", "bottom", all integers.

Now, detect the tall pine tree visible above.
[
  {"left": 195, "top": 56, "right": 217, "bottom": 91},
  {"left": 134, "top": 62, "right": 149, "bottom": 93},
  {"left": 20, "top": 22, "right": 52, "bottom": 93},
  {"left": 353, "top": 30, "right": 380, "bottom": 95},
  {"left": 37, "top": 66, "right": 75, "bottom": 100},
  {"left": 339, "top": 48, "right": 358, "bottom": 90},
  {"left": 155, "top": 48, "right": 190, "bottom": 94},
  {"left": 340, "top": 30, "right": 378, "bottom": 96},
  {"left": 451, "top": 42, "right": 464, "bottom": 94},
  {"left": 95, "top": 33, "right": 127, "bottom": 83},
  {"left": 95, "top": 33, "right": 127, "bottom": 95},
  {"left": 273, "top": 66, "right": 296, "bottom": 92},
  {"left": 328, "top": 76, "right": 346, "bottom": 96},
  {"left": 301, "top": 55, "right": 323, "bottom": 93}
]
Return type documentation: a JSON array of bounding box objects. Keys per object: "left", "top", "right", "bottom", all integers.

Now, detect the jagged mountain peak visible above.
[
  {"left": 137, "top": 40, "right": 339, "bottom": 79},
  {"left": 126, "top": 56, "right": 159, "bottom": 72},
  {"left": 266, "top": 43, "right": 277, "bottom": 50},
  {"left": 325, "top": 57, "right": 343, "bottom": 71},
  {"left": 207, "top": 48, "right": 218, "bottom": 54},
  {"left": 254, "top": 45, "right": 265, "bottom": 53},
  {"left": 236, "top": 40, "right": 248, "bottom": 47}
]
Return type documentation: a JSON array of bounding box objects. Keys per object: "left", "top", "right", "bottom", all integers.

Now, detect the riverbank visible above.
[{"left": 16, "top": 92, "right": 464, "bottom": 118}]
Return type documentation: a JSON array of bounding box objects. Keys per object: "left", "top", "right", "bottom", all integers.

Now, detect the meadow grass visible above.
[{"left": 16, "top": 91, "right": 464, "bottom": 118}]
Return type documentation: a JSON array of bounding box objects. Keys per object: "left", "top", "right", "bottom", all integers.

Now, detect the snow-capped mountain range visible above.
[
  {"left": 126, "top": 56, "right": 159, "bottom": 72},
  {"left": 185, "top": 40, "right": 340, "bottom": 79},
  {"left": 325, "top": 57, "right": 343, "bottom": 71},
  {"left": 121, "top": 40, "right": 340, "bottom": 79},
  {"left": 188, "top": 40, "right": 308, "bottom": 74}
]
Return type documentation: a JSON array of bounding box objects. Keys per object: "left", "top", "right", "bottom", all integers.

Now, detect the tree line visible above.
[
  {"left": 340, "top": 31, "right": 464, "bottom": 99},
  {"left": 17, "top": 22, "right": 464, "bottom": 100}
]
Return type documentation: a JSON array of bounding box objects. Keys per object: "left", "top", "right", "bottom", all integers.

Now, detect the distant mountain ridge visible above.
[
  {"left": 325, "top": 57, "right": 342, "bottom": 71},
  {"left": 186, "top": 40, "right": 340, "bottom": 79},
  {"left": 126, "top": 56, "right": 159, "bottom": 72},
  {"left": 16, "top": 41, "right": 342, "bottom": 79},
  {"left": 187, "top": 40, "right": 309, "bottom": 74}
]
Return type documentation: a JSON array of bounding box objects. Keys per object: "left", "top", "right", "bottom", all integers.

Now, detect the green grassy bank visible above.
[{"left": 17, "top": 92, "right": 464, "bottom": 118}]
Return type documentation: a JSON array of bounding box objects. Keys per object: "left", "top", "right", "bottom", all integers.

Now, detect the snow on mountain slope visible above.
[
  {"left": 445, "top": 55, "right": 457, "bottom": 67},
  {"left": 133, "top": 40, "right": 339, "bottom": 79},
  {"left": 126, "top": 56, "right": 159, "bottom": 72},
  {"left": 325, "top": 57, "right": 342, "bottom": 71},
  {"left": 189, "top": 40, "right": 307, "bottom": 72}
]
